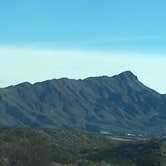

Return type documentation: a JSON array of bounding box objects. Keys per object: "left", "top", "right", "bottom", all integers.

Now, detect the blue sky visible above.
[
  {"left": 0, "top": 0, "right": 166, "bottom": 93},
  {"left": 1, "top": 0, "right": 166, "bottom": 51}
]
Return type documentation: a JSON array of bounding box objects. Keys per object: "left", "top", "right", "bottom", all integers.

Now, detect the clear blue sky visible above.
[
  {"left": 0, "top": 0, "right": 166, "bottom": 92},
  {"left": 1, "top": 0, "right": 166, "bottom": 52}
]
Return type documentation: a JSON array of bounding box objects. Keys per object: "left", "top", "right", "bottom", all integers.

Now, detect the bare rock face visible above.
[{"left": 0, "top": 71, "right": 166, "bottom": 135}]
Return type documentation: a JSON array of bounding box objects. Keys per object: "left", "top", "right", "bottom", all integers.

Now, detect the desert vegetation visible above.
[{"left": 0, "top": 126, "right": 163, "bottom": 166}]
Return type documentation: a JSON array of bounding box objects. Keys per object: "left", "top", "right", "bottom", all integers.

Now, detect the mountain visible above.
[{"left": 0, "top": 71, "right": 166, "bottom": 135}]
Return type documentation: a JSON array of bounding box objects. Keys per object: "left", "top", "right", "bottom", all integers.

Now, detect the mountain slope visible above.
[{"left": 0, "top": 71, "right": 166, "bottom": 135}]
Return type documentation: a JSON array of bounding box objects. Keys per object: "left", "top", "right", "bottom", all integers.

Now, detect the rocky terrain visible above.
[
  {"left": 0, "top": 126, "right": 164, "bottom": 166},
  {"left": 0, "top": 71, "right": 166, "bottom": 135}
]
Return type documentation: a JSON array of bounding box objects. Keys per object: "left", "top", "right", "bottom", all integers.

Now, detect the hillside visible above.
[
  {"left": 0, "top": 71, "right": 166, "bottom": 135},
  {"left": 0, "top": 126, "right": 164, "bottom": 166}
]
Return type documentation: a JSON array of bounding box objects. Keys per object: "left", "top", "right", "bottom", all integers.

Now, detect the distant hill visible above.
[{"left": 0, "top": 71, "right": 166, "bottom": 135}]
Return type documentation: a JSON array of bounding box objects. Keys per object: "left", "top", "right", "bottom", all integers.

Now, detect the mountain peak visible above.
[
  {"left": 0, "top": 70, "right": 165, "bottom": 135},
  {"left": 117, "top": 71, "right": 138, "bottom": 80}
]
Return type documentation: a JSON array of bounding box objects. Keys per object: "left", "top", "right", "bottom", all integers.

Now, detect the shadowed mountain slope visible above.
[{"left": 0, "top": 71, "right": 166, "bottom": 135}]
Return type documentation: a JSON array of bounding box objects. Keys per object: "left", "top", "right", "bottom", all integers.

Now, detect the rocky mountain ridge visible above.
[{"left": 0, "top": 71, "right": 166, "bottom": 135}]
